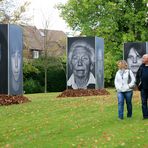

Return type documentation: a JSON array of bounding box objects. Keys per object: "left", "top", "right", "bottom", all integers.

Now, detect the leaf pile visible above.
[
  {"left": 57, "top": 89, "right": 110, "bottom": 98},
  {"left": 0, "top": 95, "right": 31, "bottom": 106}
]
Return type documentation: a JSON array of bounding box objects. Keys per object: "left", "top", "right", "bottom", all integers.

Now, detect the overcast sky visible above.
[{"left": 25, "top": 0, "right": 70, "bottom": 33}]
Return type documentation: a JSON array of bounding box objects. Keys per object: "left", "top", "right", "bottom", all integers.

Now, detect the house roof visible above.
[
  {"left": 39, "top": 29, "right": 67, "bottom": 42},
  {"left": 22, "top": 25, "right": 44, "bottom": 51},
  {"left": 22, "top": 25, "right": 67, "bottom": 56}
]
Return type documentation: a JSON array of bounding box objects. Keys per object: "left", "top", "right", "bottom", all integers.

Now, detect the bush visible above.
[
  {"left": 23, "top": 59, "right": 40, "bottom": 80},
  {"left": 104, "top": 52, "right": 119, "bottom": 87},
  {"left": 24, "top": 78, "right": 44, "bottom": 94},
  {"left": 47, "top": 66, "right": 66, "bottom": 92},
  {"left": 23, "top": 56, "right": 66, "bottom": 93}
]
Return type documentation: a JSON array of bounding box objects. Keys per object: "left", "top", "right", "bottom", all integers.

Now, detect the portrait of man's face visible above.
[
  {"left": 67, "top": 37, "right": 96, "bottom": 89},
  {"left": 11, "top": 50, "right": 21, "bottom": 81},
  {"left": 71, "top": 47, "right": 91, "bottom": 79}
]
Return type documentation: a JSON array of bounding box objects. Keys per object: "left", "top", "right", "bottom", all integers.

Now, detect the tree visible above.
[
  {"left": 43, "top": 30, "right": 66, "bottom": 93},
  {"left": 41, "top": 19, "right": 66, "bottom": 93},
  {"left": 0, "top": 0, "right": 30, "bottom": 24},
  {"left": 57, "top": 0, "right": 148, "bottom": 85}
]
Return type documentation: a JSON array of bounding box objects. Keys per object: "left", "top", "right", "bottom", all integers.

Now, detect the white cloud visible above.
[{"left": 26, "top": 0, "right": 71, "bottom": 32}]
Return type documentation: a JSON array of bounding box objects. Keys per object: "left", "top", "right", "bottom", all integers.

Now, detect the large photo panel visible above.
[
  {"left": 9, "top": 24, "right": 23, "bottom": 95},
  {"left": 0, "top": 24, "right": 8, "bottom": 94},
  {"left": 67, "top": 37, "right": 96, "bottom": 89},
  {"left": 95, "top": 37, "right": 104, "bottom": 89},
  {"left": 124, "top": 42, "right": 146, "bottom": 77}
]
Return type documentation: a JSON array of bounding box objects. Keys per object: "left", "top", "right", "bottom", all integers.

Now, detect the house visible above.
[
  {"left": 22, "top": 25, "right": 67, "bottom": 59},
  {"left": 39, "top": 29, "right": 66, "bottom": 57}
]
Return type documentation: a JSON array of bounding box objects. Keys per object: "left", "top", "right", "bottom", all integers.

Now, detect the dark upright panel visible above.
[
  {"left": 9, "top": 24, "right": 23, "bottom": 95},
  {"left": 67, "top": 37, "right": 96, "bottom": 89},
  {"left": 124, "top": 42, "right": 146, "bottom": 77},
  {"left": 95, "top": 37, "right": 104, "bottom": 89},
  {"left": 146, "top": 42, "right": 148, "bottom": 53},
  {"left": 0, "top": 25, "right": 8, "bottom": 93}
]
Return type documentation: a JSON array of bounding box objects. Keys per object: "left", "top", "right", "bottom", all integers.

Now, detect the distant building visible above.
[{"left": 22, "top": 25, "right": 66, "bottom": 59}]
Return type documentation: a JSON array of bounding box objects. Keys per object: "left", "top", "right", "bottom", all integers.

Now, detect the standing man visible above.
[{"left": 136, "top": 54, "right": 148, "bottom": 119}]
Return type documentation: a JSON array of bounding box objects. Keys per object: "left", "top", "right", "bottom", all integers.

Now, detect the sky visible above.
[{"left": 25, "top": 0, "right": 71, "bottom": 33}]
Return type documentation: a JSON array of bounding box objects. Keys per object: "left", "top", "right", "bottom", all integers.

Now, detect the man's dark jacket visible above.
[{"left": 136, "top": 64, "right": 145, "bottom": 91}]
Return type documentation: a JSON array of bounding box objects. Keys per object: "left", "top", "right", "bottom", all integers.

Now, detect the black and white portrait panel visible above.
[
  {"left": 95, "top": 37, "right": 104, "bottom": 89},
  {"left": 9, "top": 25, "right": 23, "bottom": 95},
  {"left": 124, "top": 42, "right": 146, "bottom": 77},
  {"left": 67, "top": 37, "right": 96, "bottom": 89}
]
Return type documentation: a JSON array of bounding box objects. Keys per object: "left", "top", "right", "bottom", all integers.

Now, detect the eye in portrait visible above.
[{"left": 67, "top": 38, "right": 96, "bottom": 89}]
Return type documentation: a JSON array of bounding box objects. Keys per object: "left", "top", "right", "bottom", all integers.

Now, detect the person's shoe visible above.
[
  {"left": 118, "top": 117, "right": 123, "bottom": 120},
  {"left": 127, "top": 116, "right": 132, "bottom": 119},
  {"left": 143, "top": 117, "right": 148, "bottom": 120},
  {"left": 127, "top": 113, "right": 132, "bottom": 118}
]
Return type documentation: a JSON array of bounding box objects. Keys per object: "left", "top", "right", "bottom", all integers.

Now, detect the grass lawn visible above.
[{"left": 0, "top": 88, "right": 147, "bottom": 147}]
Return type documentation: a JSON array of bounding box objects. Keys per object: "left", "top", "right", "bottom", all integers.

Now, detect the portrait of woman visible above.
[
  {"left": 124, "top": 42, "right": 146, "bottom": 77},
  {"left": 10, "top": 47, "right": 22, "bottom": 91},
  {"left": 9, "top": 24, "right": 23, "bottom": 95},
  {"left": 67, "top": 38, "right": 96, "bottom": 89}
]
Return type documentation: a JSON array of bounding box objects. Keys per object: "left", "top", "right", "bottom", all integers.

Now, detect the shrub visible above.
[
  {"left": 23, "top": 56, "right": 66, "bottom": 93},
  {"left": 24, "top": 78, "right": 44, "bottom": 94}
]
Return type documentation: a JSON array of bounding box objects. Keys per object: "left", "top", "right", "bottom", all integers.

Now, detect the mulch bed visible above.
[
  {"left": 57, "top": 89, "right": 110, "bottom": 98},
  {"left": 0, "top": 95, "right": 31, "bottom": 106}
]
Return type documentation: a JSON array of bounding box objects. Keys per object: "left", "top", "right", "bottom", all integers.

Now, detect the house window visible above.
[{"left": 32, "top": 50, "right": 39, "bottom": 59}]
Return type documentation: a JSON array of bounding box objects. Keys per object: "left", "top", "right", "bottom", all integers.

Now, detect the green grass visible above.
[{"left": 0, "top": 88, "right": 148, "bottom": 148}]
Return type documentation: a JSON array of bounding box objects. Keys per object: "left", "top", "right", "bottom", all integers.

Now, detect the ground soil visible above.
[
  {"left": 0, "top": 95, "right": 31, "bottom": 106},
  {"left": 57, "top": 89, "right": 110, "bottom": 98}
]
